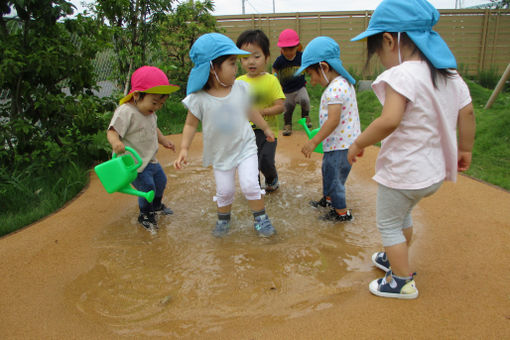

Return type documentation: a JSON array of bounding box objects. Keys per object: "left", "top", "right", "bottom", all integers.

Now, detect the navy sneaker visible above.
[
  {"left": 212, "top": 219, "right": 230, "bottom": 237},
  {"left": 265, "top": 176, "right": 279, "bottom": 193},
  {"left": 138, "top": 212, "right": 157, "bottom": 230},
  {"left": 372, "top": 251, "right": 390, "bottom": 272},
  {"left": 154, "top": 203, "right": 173, "bottom": 215},
  {"left": 320, "top": 209, "right": 353, "bottom": 222},
  {"left": 309, "top": 196, "right": 332, "bottom": 208},
  {"left": 369, "top": 270, "right": 418, "bottom": 300},
  {"left": 254, "top": 214, "right": 276, "bottom": 237}
]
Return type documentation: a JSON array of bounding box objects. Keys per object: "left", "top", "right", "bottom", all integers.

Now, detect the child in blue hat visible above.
[
  {"left": 349, "top": 0, "right": 476, "bottom": 299},
  {"left": 173, "top": 33, "right": 277, "bottom": 238},
  {"left": 295, "top": 36, "right": 361, "bottom": 223}
]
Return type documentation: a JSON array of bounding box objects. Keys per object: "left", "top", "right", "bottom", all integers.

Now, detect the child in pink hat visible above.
[
  {"left": 272, "top": 29, "right": 311, "bottom": 136},
  {"left": 107, "top": 66, "right": 179, "bottom": 231}
]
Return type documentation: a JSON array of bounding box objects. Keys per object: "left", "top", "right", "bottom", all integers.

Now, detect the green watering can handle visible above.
[{"left": 112, "top": 146, "right": 143, "bottom": 172}]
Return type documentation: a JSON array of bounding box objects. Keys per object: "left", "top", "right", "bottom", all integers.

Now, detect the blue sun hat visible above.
[
  {"left": 186, "top": 33, "right": 250, "bottom": 95},
  {"left": 294, "top": 36, "right": 356, "bottom": 85},
  {"left": 351, "top": 0, "right": 456, "bottom": 69}
]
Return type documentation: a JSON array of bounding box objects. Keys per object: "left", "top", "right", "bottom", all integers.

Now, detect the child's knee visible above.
[
  {"left": 240, "top": 180, "right": 262, "bottom": 201},
  {"left": 214, "top": 188, "right": 235, "bottom": 207}
]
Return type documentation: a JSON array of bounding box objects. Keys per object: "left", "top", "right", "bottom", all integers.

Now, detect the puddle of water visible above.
[{"left": 66, "top": 155, "right": 381, "bottom": 337}]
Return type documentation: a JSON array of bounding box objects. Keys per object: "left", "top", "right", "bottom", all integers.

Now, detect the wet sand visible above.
[{"left": 1, "top": 132, "right": 509, "bottom": 339}]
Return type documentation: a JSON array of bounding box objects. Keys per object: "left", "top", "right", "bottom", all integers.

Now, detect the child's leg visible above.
[
  {"left": 322, "top": 150, "right": 351, "bottom": 214},
  {"left": 150, "top": 163, "right": 169, "bottom": 210},
  {"left": 297, "top": 87, "right": 311, "bottom": 119},
  {"left": 212, "top": 167, "right": 236, "bottom": 236},
  {"left": 283, "top": 91, "right": 297, "bottom": 135},
  {"left": 377, "top": 182, "right": 442, "bottom": 277},
  {"left": 213, "top": 167, "right": 236, "bottom": 214},
  {"left": 254, "top": 129, "right": 278, "bottom": 186},
  {"left": 132, "top": 164, "right": 156, "bottom": 213}
]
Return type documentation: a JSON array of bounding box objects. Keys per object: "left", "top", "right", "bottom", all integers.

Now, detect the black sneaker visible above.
[
  {"left": 309, "top": 196, "right": 332, "bottom": 208},
  {"left": 154, "top": 203, "right": 173, "bottom": 215},
  {"left": 320, "top": 209, "right": 353, "bottom": 222},
  {"left": 265, "top": 176, "right": 279, "bottom": 193},
  {"left": 138, "top": 212, "right": 157, "bottom": 230}
]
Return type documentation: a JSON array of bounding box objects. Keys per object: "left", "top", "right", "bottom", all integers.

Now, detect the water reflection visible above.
[{"left": 67, "top": 155, "right": 381, "bottom": 337}]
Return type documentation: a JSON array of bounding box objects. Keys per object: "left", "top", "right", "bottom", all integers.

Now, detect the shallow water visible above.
[{"left": 67, "top": 154, "right": 381, "bottom": 337}]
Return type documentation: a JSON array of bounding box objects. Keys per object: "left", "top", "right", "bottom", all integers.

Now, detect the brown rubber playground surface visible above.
[{"left": 1, "top": 132, "right": 509, "bottom": 339}]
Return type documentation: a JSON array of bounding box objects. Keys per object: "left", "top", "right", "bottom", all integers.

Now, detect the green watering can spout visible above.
[
  {"left": 118, "top": 186, "right": 155, "bottom": 203},
  {"left": 298, "top": 118, "right": 323, "bottom": 154},
  {"left": 94, "top": 146, "right": 155, "bottom": 203}
]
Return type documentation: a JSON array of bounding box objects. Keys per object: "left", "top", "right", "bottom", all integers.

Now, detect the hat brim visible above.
[
  {"left": 119, "top": 84, "right": 180, "bottom": 105},
  {"left": 351, "top": 28, "right": 383, "bottom": 42}
]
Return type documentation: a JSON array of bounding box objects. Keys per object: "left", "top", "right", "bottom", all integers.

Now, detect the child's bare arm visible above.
[
  {"left": 348, "top": 85, "right": 406, "bottom": 164},
  {"left": 107, "top": 128, "right": 125, "bottom": 154},
  {"left": 248, "top": 109, "right": 275, "bottom": 142},
  {"left": 301, "top": 104, "right": 341, "bottom": 158},
  {"left": 457, "top": 103, "right": 476, "bottom": 172},
  {"left": 260, "top": 99, "right": 285, "bottom": 117},
  {"left": 174, "top": 112, "right": 199, "bottom": 169},
  {"left": 157, "top": 128, "right": 175, "bottom": 151}
]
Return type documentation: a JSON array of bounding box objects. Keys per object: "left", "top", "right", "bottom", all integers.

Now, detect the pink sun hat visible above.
[
  {"left": 119, "top": 66, "right": 180, "bottom": 105},
  {"left": 277, "top": 29, "right": 300, "bottom": 48}
]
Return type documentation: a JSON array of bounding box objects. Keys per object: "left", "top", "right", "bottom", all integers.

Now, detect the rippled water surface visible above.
[{"left": 67, "top": 153, "right": 382, "bottom": 337}]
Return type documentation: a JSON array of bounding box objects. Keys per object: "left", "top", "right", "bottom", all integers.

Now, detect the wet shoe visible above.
[
  {"left": 309, "top": 196, "right": 332, "bottom": 208},
  {"left": 254, "top": 214, "right": 276, "bottom": 237},
  {"left": 282, "top": 124, "right": 292, "bottom": 136},
  {"left": 138, "top": 212, "right": 157, "bottom": 230},
  {"left": 320, "top": 209, "right": 353, "bottom": 222},
  {"left": 372, "top": 251, "right": 390, "bottom": 272},
  {"left": 212, "top": 219, "right": 230, "bottom": 237},
  {"left": 265, "top": 176, "right": 279, "bottom": 193},
  {"left": 305, "top": 116, "right": 313, "bottom": 128},
  {"left": 154, "top": 203, "right": 173, "bottom": 215},
  {"left": 369, "top": 270, "right": 418, "bottom": 299}
]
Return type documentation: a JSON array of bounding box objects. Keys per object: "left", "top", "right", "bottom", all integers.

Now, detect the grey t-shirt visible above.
[
  {"left": 182, "top": 80, "right": 257, "bottom": 171},
  {"left": 108, "top": 103, "right": 158, "bottom": 173}
]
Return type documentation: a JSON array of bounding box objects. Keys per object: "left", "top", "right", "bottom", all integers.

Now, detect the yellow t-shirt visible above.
[{"left": 237, "top": 73, "right": 285, "bottom": 137}]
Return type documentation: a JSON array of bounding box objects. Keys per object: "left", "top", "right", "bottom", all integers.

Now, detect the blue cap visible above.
[
  {"left": 186, "top": 33, "right": 250, "bottom": 95},
  {"left": 351, "top": 0, "right": 456, "bottom": 69},
  {"left": 294, "top": 36, "right": 356, "bottom": 85}
]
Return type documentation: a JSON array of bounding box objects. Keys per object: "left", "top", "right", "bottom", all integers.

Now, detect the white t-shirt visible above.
[
  {"left": 108, "top": 103, "right": 158, "bottom": 173},
  {"left": 371, "top": 60, "right": 472, "bottom": 190},
  {"left": 319, "top": 76, "right": 361, "bottom": 151},
  {"left": 182, "top": 80, "right": 257, "bottom": 171}
]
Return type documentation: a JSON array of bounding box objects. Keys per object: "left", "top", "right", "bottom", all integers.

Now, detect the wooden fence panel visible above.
[{"left": 216, "top": 9, "right": 510, "bottom": 77}]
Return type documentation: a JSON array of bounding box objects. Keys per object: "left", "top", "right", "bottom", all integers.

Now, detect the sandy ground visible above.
[{"left": 1, "top": 132, "right": 509, "bottom": 339}]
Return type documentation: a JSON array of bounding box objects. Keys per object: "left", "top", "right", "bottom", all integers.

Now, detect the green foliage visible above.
[
  {"left": 159, "top": 0, "right": 222, "bottom": 91},
  {"left": 478, "top": 66, "right": 505, "bottom": 91},
  {"left": 0, "top": 0, "right": 116, "bottom": 171},
  {"left": 89, "top": 0, "right": 176, "bottom": 94}
]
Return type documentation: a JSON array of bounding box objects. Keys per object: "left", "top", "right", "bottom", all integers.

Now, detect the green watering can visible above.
[
  {"left": 94, "top": 146, "right": 155, "bottom": 203},
  {"left": 298, "top": 117, "right": 323, "bottom": 154}
]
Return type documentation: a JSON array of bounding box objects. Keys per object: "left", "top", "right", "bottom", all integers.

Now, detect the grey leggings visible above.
[{"left": 376, "top": 181, "right": 443, "bottom": 247}]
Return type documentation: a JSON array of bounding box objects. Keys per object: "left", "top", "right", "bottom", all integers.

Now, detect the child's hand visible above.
[
  {"left": 161, "top": 138, "right": 175, "bottom": 151},
  {"left": 457, "top": 151, "right": 472, "bottom": 172},
  {"left": 301, "top": 140, "right": 316, "bottom": 158},
  {"left": 347, "top": 142, "right": 364, "bottom": 165},
  {"left": 264, "top": 128, "right": 275, "bottom": 142},
  {"left": 173, "top": 149, "right": 188, "bottom": 170},
  {"left": 112, "top": 141, "right": 125, "bottom": 155}
]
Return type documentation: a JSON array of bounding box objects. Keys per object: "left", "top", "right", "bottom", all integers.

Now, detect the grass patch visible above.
[{"left": 0, "top": 162, "right": 89, "bottom": 236}]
